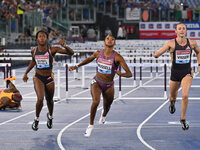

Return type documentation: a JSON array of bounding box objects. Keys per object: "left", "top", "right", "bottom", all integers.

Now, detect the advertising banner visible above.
[
  {"left": 126, "top": 8, "right": 140, "bottom": 21},
  {"left": 139, "top": 22, "right": 200, "bottom": 39}
]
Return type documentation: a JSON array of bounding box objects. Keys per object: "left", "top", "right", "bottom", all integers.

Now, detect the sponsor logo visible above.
[
  {"left": 190, "top": 32, "right": 195, "bottom": 37},
  {"left": 157, "top": 24, "right": 162, "bottom": 29},
  {"left": 161, "top": 32, "right": 176, "bottom": 36},
  {"left": 47, "top": 76, "right": 52, "bottom": 80},
  {"left": 176, "top": 50, "right": 190, "bottom": 55},
  {"left": 165, "top": 24, "right": 170, "bottom": 29},
  {"left": 149, "top": 24, "right": 154, "bottom": 29},
  {"left": 186, "top": 46, "right": 191, "bottom": 50},
  {"left": 140, "top": 33, "right": 159, "bottom": 36},
  {"left": 173, "top": 24, "right": 176, "bottom": 29},
  {"left": 141, "top": 24, "right": 145, "bottom": 29},
  {"left": 185, "top": 23, "right": 200, "bottom": 29}
]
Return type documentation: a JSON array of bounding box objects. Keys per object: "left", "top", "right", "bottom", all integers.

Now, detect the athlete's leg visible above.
[
  {"left": 7, "top": 101, "right": 20, "bottom": 108},
  {"left": 169, "top": 80, "right": 180, "bottom": 114},
  {"left": 32, "top": 77, "right": 45, "bottom": 131},
  {"left": 45, "top": 81, "right": 55, "bottom": 129},
  {"left": 179, "top": 75, "right": 191, "bottom": 131},
  {"left": 33, "top": 77, "right": 45, "bottom": 118},
  {"left": 102, "top": 86, "right": 114, "bottom": 117},
  {"left": 181, "top": 75, "right": 192, "bottom": 120},
  {"left": 90, "top": 82, "right": 102, "bottom": 125},
  {"left": 98, "top": 86, "right": 114, "bottom": 124},
  {"left": 84, "top": 82, "right": 101, "bottom": 137},
  {"left": 45, "top": 81, "right": 55, "bottom": 117}
]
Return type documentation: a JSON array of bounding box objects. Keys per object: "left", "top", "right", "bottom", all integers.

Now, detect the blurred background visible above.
[
  {"left": 0, "top": 0, "right": 200, "bottom": 49},
  {"left": 0, "top": 0, "right": 200, "bottom": 48}
]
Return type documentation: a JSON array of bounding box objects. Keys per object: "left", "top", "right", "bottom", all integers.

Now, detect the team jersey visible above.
[
  {"left": 33, "top": 46, "right": 54, "bottom": 70},
  {"left": 0, "top": 90, "right": 13, "bottom": 105},
  {"left": 171, "top": 38, "right": 192, "bottom": 70},
  {"left": 97, "top": 50, "right": 118, "bottom": 74}
]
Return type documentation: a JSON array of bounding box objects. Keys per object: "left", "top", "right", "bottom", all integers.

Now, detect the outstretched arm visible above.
[
  {"left": 51, "top": 39, "right": 74, "bottom": 55},
  {"left": 154, "top": 40, "right": 171, "bottom": 58},
  {"left": 69, "top": 51, "right": 99, "bottom": 71},
  {"left": 23, "top": 49, "right": 36, "bottom": 82},
  {"left": 115, "top": 53, "right": 132, "bottom": 78}
]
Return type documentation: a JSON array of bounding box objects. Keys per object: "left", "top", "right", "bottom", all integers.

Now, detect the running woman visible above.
[
  {"left": 23, "top": 30, "right": 74, "bottom": 131},
  {"left": 154, "top": 22, "right": 200, "bottom": 130},
  {"left": 69, "top": 35, "right": 132, "bottom": 137}
]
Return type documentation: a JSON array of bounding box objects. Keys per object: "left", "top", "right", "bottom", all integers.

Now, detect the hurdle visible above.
[
  {"left": 10, "top": 69, "right": 62, "bottom": 101},
  {"left": 0, "top": 59, "right": 12, "bottom": 88},
  {"left": 64, "top": 62, "right": 169, "bottom": 100}
]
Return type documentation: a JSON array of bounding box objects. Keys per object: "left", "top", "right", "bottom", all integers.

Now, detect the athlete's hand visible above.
[
  {"left": 69, "top": 66, "right": 78, "bottom": 71},
  {"left": 59, "top": 39, "right": 67, "bottom": 48},
  {"left": 23, "top": 74, "right": 28, "bottom": 82},
  {"left": 115, "top": 70, "right": 122, "bottom": 76}
]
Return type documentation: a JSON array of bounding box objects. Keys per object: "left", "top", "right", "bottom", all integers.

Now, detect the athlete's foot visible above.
[
  {"left": 15, "top": 103, "right": 22, "bottom": 110},
  {"left": 84, "top": 124, "right": 94, "bottom": 137},
  {"left": 32, "top": 119, "right": 39, "bottom": 131},
  {"left": 99, "top": 110, "right": 106, "bottom": 124},
  {"left": 47, "top": 113, "right": 53, "bottom": 129},
  {"left": 169, "top": 100, "right": 176, "bottom": 114},
  {"left": 180, "top": 119, "right": 189, "bottom": 130},
  {"left": 4, "top": 76, "right": 16, "bottom": 82}
]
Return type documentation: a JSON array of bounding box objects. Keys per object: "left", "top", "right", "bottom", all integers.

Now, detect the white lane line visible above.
[
  {"left": 168, "top": 121, "right": 181, "bottom": 125},
  {"left": 136, "top": 99, "right": 169, "bottom": 150},
  {"left": 0, "top": 86, "right": 94, "bottom": 127},
  {"left": 0, "top": 110, "right": 36, "bottom": 126},
  {"left": 57, "top": 73, "right": 163, "bottom": 150},
  {"left": 57, "top": 106, "right": 103, "bottom": 150},
  {"left": 136, "top": 72, "right": 199, "bottom": 150}
]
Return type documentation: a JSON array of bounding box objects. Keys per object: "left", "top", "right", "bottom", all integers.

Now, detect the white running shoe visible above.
[
  {"left": 99, "top": 109, "right": 106, "bottom": 124},
  {"left": 84, "top": 124, "right": 94, "bottom": 137}
]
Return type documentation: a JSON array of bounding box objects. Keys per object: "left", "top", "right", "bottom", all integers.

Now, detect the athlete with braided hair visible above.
[{"left": 23, "top": 30, "right": 74, "bottom": 131}]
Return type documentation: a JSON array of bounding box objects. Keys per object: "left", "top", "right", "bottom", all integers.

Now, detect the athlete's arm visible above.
[
  {"left": 69, "top": 51, "right": 100, "bottom": 71},
  {"left": 191, "top": 40, "right": 200, "bottom": 72},
  {"left": 154, "top": 40, "right": 171, "bottom": 58},
  {"left": 115, "top": 53, "right": 132, "bottom": 78},
  {"left": 51, "top": 39, "right": 74, "bottom": 55},
  {"left": 23, "top": 49, "right": 36, "bottom": 82},
  {"left": 7, "top": 81, "right": 19, "bottom": 93}
]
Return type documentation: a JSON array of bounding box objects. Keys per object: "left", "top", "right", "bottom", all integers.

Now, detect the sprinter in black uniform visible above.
[
  {"left": 154, "top": 23, "right": 200, "bottom": 130},
  {"left": 23, "top": 30, "right": 74, "bottom": 131}
]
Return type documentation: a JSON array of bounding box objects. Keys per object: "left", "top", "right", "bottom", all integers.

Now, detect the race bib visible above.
[
  {"left": 97, "top": 58, "right": 112, "bottom": 74},
  {"left": 35, "top": 54, "right": 50, "bottom": 69},
  {"left": 176, "top": 50, "right": 190, "bottom": 64}
]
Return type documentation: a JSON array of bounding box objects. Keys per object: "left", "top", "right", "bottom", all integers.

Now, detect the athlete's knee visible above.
[
  {"left": 36, "top": 98, "right": 44, "bottom": 105},
  {"left": 46, "top": 99, "right": 54, "bottom": 104},
  {"left": 170, "top": 96, "right": 176, "bottom": 100},
  {"left": 182, "top": 94, "right": 189, "bottom": 101},
  {"left": 92, "top": 100, "right": 100, "bottom": 107}
]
